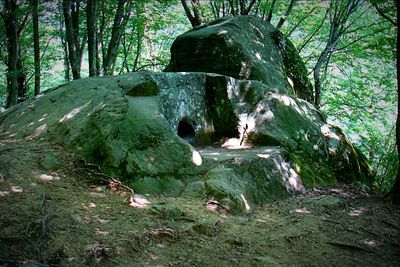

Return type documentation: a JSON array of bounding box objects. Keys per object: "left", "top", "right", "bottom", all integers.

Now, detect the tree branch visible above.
[
  {"left": 17, "top": 14, "right": 29, "bottom": 36},
  {"left": 336, "top": 27, "right": 391, "bottom": 52},
  {"left": 373, "top": 3, "right": 397, "bottom": 26},
  {"left": 243, "top": 0, "right": 257, "bottom": 15},
  {"left": 288, "top": 4, "right": 318, "bottom": 37},
  {"left": 298, "top": 4, "right": 330, "bottom": 53},
  {"left": 266, "top": 0, "right": 277, "bottom": 22},
  {"left": 276, "top": 0, "right": 296, "bottom": 30}
]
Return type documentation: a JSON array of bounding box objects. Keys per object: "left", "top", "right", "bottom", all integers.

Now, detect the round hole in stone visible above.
[{"left": 178, "top": 120, "right": 195, "bottom": 139}]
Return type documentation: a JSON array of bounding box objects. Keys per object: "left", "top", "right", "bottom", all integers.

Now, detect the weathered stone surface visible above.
[
  {"left": 0, "top": 71, "right": 308, "bottom": 213},
  {"left": 0, "top": 74, "right": 199, "bottom": 179},
  {"left": 198, "top": 147, "right": 304, "bottom": 213},
  {"left": 165, "top": 15, "right": 373, "bottom": 186},
  {"left": 0, "top": 16, "right": 373, "bottom": 213},
  {"left": 165, "top": 15, "right": 313, "bottom": 102}
]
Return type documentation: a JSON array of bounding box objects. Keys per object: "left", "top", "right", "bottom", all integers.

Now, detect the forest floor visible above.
[{"left": 0, "top": 138, "right": 399, "bottom": 267}]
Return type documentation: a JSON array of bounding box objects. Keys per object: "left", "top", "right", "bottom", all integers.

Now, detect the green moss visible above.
[
  {"left": 271, "top": 30, "right": 313, "bottom": 102},
  {"left": 132, "top": 176, "right": 163, "bottom": 195},
  {"left": 131, "top": 176, "right": 185, "bottom": 197},
  {"left": 246, "top": 132, "right": 282, "bottom": 146},
  {"left": 289, "top": 152, "right": 337, "bottom": 188},
  {"left": 196, "top": 130, "right": 213, "bottom": 146}
]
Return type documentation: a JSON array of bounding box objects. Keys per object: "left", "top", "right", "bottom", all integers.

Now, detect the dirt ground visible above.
[{"left": 1, "top": 138, "right": 399, "bottom": 266}]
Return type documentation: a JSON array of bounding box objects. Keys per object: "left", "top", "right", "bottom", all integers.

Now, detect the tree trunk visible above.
[
  {"left": 181, "top": 0, "right": 202, "bottom": 28},
  {"left": 103, "top": 0, "right": 131, "bottom": 75},
  {"left": 276, "top": 0, "right": 296, "bottom": 30},
  {"left": 87, "top": 0, "right": 98, "bottom": 77},
  {"left": 313, "top": 66, "right": 322, "bottom": 108},
  {"left": 32, "top": 0, "right": 40, "bottom": 95},
  {"left": 388, "top": 0, "right": 400, "bottom": 204},
  {"left": 266, "top": 0, "right": 277, "bottom": 22},
  {"left": 16, "top": 50, "right": 26, "bottom": 102},
  {"left": 240, "top": 0, "right": 257, "bottom": 15},
  {"left": 311, "top": 0, "right": 360, "bottom": 109},
  {"left": 97, "top": 0, "right": 106, "bottom": 76},
  {"left": 133, "top": 29, "right": 143, "bottom": 72},
  {"left": 3, "top": 0, "right": 19, "bottom": 107},
  {"left": 313, "top": 47, "right": 329, "bottom": 108},
  {"left": 63, "top": 0, "right": 81, "bottom": 80}
]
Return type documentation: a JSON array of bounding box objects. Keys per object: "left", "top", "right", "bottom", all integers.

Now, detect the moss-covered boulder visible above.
[
  {"left": 0, "top": 73, "right": 201, "bottom": 179},
  {"left": 0, "top": 15, "right": 374, "bottom": 212},
  {"left": 198, "top": 147, "right": 304, "bottom": 213},
  {"left": 165, "top": 15, "right": 313, "bottom": 102},
  {"left": 0, "top": 72, "right": 307, "bottom": 213}
]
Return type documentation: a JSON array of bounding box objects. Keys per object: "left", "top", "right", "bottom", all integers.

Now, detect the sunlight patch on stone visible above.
[
  {"left": 295, "top": 207, "right": 311, "bottom": 214},
  {"left": 59, "top": 102, "right": 90, "bottom": 122},
  {"left": 280, "top": 95, "right": 295, "bottom": 106},
  {"left": 240, "top": 194, "right": 251, "bottom": 212},
  {"left": 217, "top": 29, "right": 228, "bottom": 35},
  {"left": 288, "top": 168, "right": 303, "bottom": 190},
  {"left": 255, "top": 52, "right": 262, "bottom": 60},
  {"left": 222, "top": 138, "right": 252, "bottom": 149},
  {"left": 239, "top": 61, "right": 250, "bottom": 78},
  {"left": 321, "top": 124, "right": 341, "bottom": 141},
  {"left": 26, "top": 123, "right": 47, "bottom": 140},
  {"left": 38, "top": 113, "right": 48, "bottom": 122},
  {"left": 293, "top": 106, "right": 302, "bottom": 114},
  {"left": 363, "top": 239, "right": 381, "bottom": 248},
  {"left": 191, "top": 149, "right": 203, "bottom": 166},
  {"left": 320, "top": 124, "right": 331, "bottom": 137},
  {"left": 257, "top": 153, "right": 270, "bottom": 159},
  {"left": 227, "top": 84, "right": 233, "bottom": 99},
  {"left": 287, "top": 77, "right": 294, "bottom": 88}
]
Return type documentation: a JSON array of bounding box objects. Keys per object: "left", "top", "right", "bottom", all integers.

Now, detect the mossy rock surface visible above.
[{"left": 0, "top": 16, "right": 373, "bottom": 208}]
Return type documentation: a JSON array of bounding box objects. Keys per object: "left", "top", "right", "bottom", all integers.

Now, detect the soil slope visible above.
[{"left": 1, "top": 138, "right": 399, "bottom": 266}]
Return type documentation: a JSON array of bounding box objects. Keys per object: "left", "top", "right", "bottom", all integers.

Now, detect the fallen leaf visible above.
[{"left": 10, "top": 186, "right": 23, "bottom": 193}]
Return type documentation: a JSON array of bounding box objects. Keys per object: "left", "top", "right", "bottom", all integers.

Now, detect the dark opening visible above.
[{"left": 178, "top": 120, "right": 195, "bottom": 138}]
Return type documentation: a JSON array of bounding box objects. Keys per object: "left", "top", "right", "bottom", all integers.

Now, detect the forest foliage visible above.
[{"left": 0, "top": 0, "right": 397, "bottom": 193}]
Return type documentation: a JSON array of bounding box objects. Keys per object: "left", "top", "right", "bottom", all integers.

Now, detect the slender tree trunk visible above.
[
  {"left": 266, "top": 0, "right": 277, "bottom": 22},
  {"left": 240, "top": 0, "right": 257, "bottom": 15},
  {"left": 389, "top": 0, "right": 400, "bottom": 204},
  {"left": 58, "top": 3, "right": 70, "bottom": 81},
  {"left": 3, "top": 0, "right": 19, "bottom": 107},
  {"left": 103, "top": 0, "right": 131, "bottom": 75},
  {"left": 276, "top": 0, "right": 296, "bottom": 30},
  {"left": 97, "top": 0, "right": 106, "bottom": 76},
  {"left": 181, "top": 0, "right": 202, "bottom": 28},
  {"left": 63, "top": 0, "right": 81, "bottom": 80},
  {"left": 133, "top": 30, "right": 143, "bottom": 72},
  {"left": 16, "top": 50, "right": 26, "bottom": 101},
  {"left": 311, "top": 0, "right": 360, "bottom": 108},
  {"left": 313, "top": 67, "right": 322, "bottom": 108},
  {"left": 63, "top": 42, "right": 71, "bottom": 82},
  {"left": 32, "top": 0, "right": 40, "bottom": 95},
  {"left": 87, "top": 0, "right": 98, "bottom": 77},
  {"left": 313, "top": 48, "right": 329, "bottom": 108}
]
